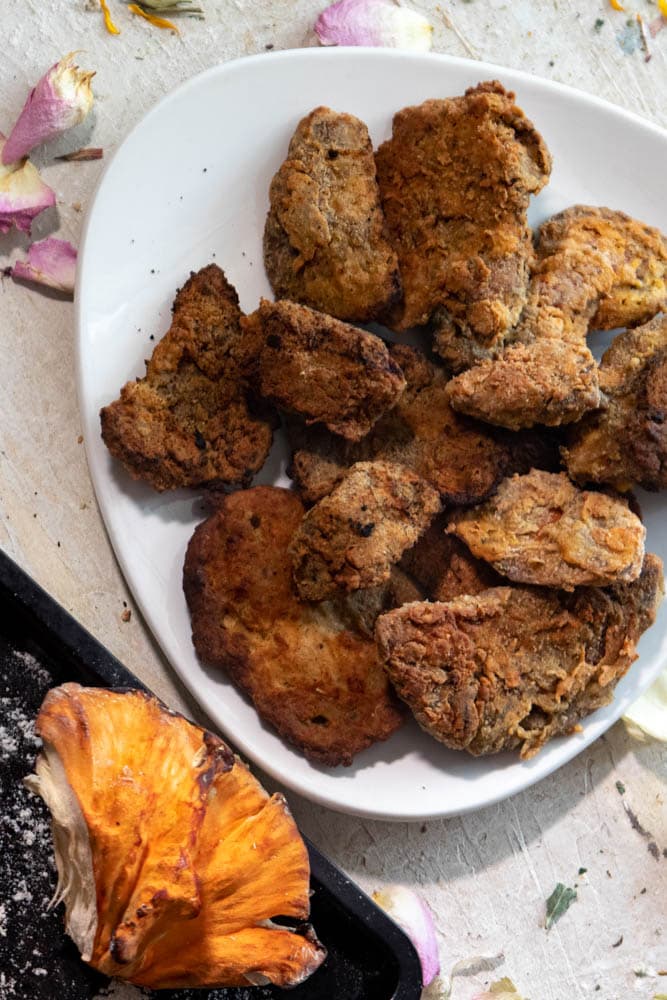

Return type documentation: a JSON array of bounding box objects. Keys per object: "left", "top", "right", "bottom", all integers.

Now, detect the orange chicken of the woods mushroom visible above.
[{"left": 25, "top": 684, "right": 326, "bottom": 989}]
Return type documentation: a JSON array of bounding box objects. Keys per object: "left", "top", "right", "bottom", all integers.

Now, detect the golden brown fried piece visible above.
[
  {"left": 375, "top": 554, "right": 663, "bottom": 758},
  {"left": 183, "top": 487, "right": 404, "bottom": 767},
  {"left": 400, "top": 512, "right": 503, "bottom": 602},
  {"left": 563, "top": 315, "right": 667, "bottom": 492},
  {"left": 100, "top": 266, "right": 274, "bottom": 491},
  {"left": 526, "top": 206, "right": 667, "bottom": 340},
  {"left": 290, "top": 461, "right": 441, "bottom": 602},
  {"left": 376, "top": 81, "right": 551, "bottom": 350},
  {"left": 237, "top": 299, "right": 406, "bottom": 441},
  {"left": 288, "top": 345, "right": 510, "bottom": 505},
  {"left": 264, "top": 106, "right": 400, "bottom": 322},
  {"left": 448, "top": 207, "right": 667, "bottom": 428},
  {"left": 446, "top": 338, "right": 601, "bottom": 431},
  {"left": 449, "top": 470, "right": 645, "bottom": 590}
]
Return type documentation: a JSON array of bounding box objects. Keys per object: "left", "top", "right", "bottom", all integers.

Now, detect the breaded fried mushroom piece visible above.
[
  {"left": 449, "top": 470, "right": 646, "bottom": 590},
  {"left": 376, "top": 81, "right": 551, "bottom": 353},
  {"left": 237, "top": 299, "right": 406, "bottom": 441},
  {"left": 375, "top": 554, "right": 663, "bottom": 758},
  {"left": 264, "top": 106, "right": 400, "bottom": 322},
  {"left": 526, "top": 206, "right": 667, "bottom": 340},
  {"left": 563, "top": 314, "right": 667, "bottom": 492},
  {"left": 287, "top": 345, "right": 511, "bottom": 505},
  {"left": 100, "top": 266, "right": 274, "bottom": 491},
  {"left": 448, "top": 207, "right": 667, "bottom": 429},
  {"left": 446, "top": 338, "right": 601, "bottom": 431},
  {"left": 400, "top": 512, "right": 503, "bottom": 602},
  {"left": 290, "top": 461, "right": 441, "bottom": 602},
  {"left": 183, "top": 487, "right": 404, "bottom": 767}
]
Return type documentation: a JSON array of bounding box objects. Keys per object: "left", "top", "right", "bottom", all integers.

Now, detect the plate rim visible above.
[{"left": 75, "top": 46, "right": 667, "bottom": 822}]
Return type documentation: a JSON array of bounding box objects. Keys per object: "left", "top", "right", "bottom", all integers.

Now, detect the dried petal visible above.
[
  {"left": 2, "top": 53, "right": 95, "bottom": 165},
  {"left": 99, "top": 0, "right": 121, "bottom": 34},
  {"left": 128, "top": 3, "right": 180, "bottom": 31},
  {"left": 372, "top": 885, "right": 440, "bottom": 986},
  {"left": 25, "top": 685, "right": 325, "bottom": 989},
  {"left": 0, "top": 134, "right": 55, "bottom": 234},
  {"left": 472, "top": 978, "right": 527, "bottom": 999},
  {"left": 623, "top": 668, "right": 667, "bottom": 742},
  {"left": 315, "top": 0, "right": 433, "bottom": 51},
  {"left": 12, "top": 238, "right": 77, "bottom": 294}
]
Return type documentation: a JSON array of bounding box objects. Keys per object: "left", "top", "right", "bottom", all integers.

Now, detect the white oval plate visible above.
[{"left": 76, "top": 48, "right": 667, "bottom": 822}]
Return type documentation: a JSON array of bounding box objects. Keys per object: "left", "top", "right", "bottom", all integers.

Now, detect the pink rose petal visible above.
[
  {"left": 372, "top": 885, "right": 440, "bottom": 987},
  {"left": 12, "top": 237, "right": 77, "bottom": 294},
  {"left": 0, "top": 134, "right": 55, "bottom": 234},
  {"left": 315, "top": 0, "right": 433, "bottom": 50},
  {"left": 2, "top": 52, "right": 95, "bottom": 165}
]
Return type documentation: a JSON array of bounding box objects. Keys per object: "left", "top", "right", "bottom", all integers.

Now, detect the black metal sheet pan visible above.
[{"left": 0, "top": 547, "right": 422, "bottom": 1000}]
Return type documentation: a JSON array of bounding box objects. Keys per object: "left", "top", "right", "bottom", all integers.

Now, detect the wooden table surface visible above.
[{"left": 1, "top": 2, "right": 665, "bottom": 997}]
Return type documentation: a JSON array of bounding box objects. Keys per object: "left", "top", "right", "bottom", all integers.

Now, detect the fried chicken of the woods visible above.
[
  {"left": 183, "top": 486, "right": 404, "bottom": 766},
  {"left": 375, "top": 81, "right": 551, "bottom": 360},
  {"left": 100, "top": 265, "right": 274, "bottom": 491},
  {"left": 375, "top": 554, "right": 663, "bottom": 759},
  {"left": 237, "top": 298, "right": 406, "bottom": 441},
  {"left": 25, "top": 685, "right": 325, "bottom": 989},
  {"left": 563, "top": 314, "right": 667, "bottom": 492},
  {"left": 290, "top": 460, "right": 441, "bottom": 602},
  {"left": 448, "top": 207, "right": 667, "bottom": 429},
  {"left": 264, "top": 106, "right": 400, "bottom": 322},
  {"left": 288, "top": 345, "right": 511, "bottom": 505},
  {"left": 449, "top": 469, "right": 646, "bottom": 590}
]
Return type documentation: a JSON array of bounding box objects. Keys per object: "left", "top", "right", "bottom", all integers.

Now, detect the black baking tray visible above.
[{"left": 0, "top": 548, "right": 422, "bottom": 1000}]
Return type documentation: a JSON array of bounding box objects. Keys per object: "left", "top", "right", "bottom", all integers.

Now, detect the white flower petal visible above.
[
  {"left": 315, "top": 0, "right": 433, "bottom": 51},
  {"left": 623, "top": 669, "right": 667, "bottom": 742}
]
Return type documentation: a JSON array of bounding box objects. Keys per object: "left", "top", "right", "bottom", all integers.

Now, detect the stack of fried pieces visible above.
[{"left": 101, "top": 82, "right": 667, "bottom": 768}]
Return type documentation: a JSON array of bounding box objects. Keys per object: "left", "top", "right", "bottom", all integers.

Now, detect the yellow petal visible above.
[
  {"left": 99, "top": 0, "right": 121, "bottom": 34},
  {"left": 128, "top": 3, "right": 180, "bottom": 32}
]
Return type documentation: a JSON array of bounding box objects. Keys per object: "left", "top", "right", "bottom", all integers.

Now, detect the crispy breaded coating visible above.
[
  {"left": 530, "top": 206, "right": 667, "bottom": 338},
  {"left": 183, "top": 487, "right": 404, "bottom": 767},
  {"left": 376, "top": 81, "right": 551, "bottom": 350},
  {"left": 449, "top": 470, "right": 645, "bottom": 590},
  {"left": 447, "top": 206, "right": 667, "bottom": 428},
  {"left": 375, "top": 554, "right": 663, "bottom": 758},
  {"left": 237, "top": 299, "right": 405, "bottom": 441},
  {"left": 563, "top": 315, "right": 667, "bottom": 491},
  {"left": 264, "top": 106, "right": 400, "bottom": 322},
  {"left": 287, "top": 345, "right": 511, "bottom": 504},
  {"left": 290, "top": 461, "right": 441, "bottom": 602},
  {"left": 100, "top": 266, "right": 274, "bottom": 491},
  {"left": 446, "top": 339, "right": 601, "bottom": 431},
  {"left": 400, "top": 512, "right": 502, "bottom": 602}
]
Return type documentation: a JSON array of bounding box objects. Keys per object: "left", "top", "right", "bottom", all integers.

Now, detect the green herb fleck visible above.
[
  {"left": 616, "top": 780, "right": 626, "bottom": 795},
  {"left": 594, "top": 17, "right": 604, "bottom": 31},
  {"left": 578, "top": 867, "right": 587, "bottom": 875},
  {"left": 545, "top": 883, "right": 577, "bottom": 930}
]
